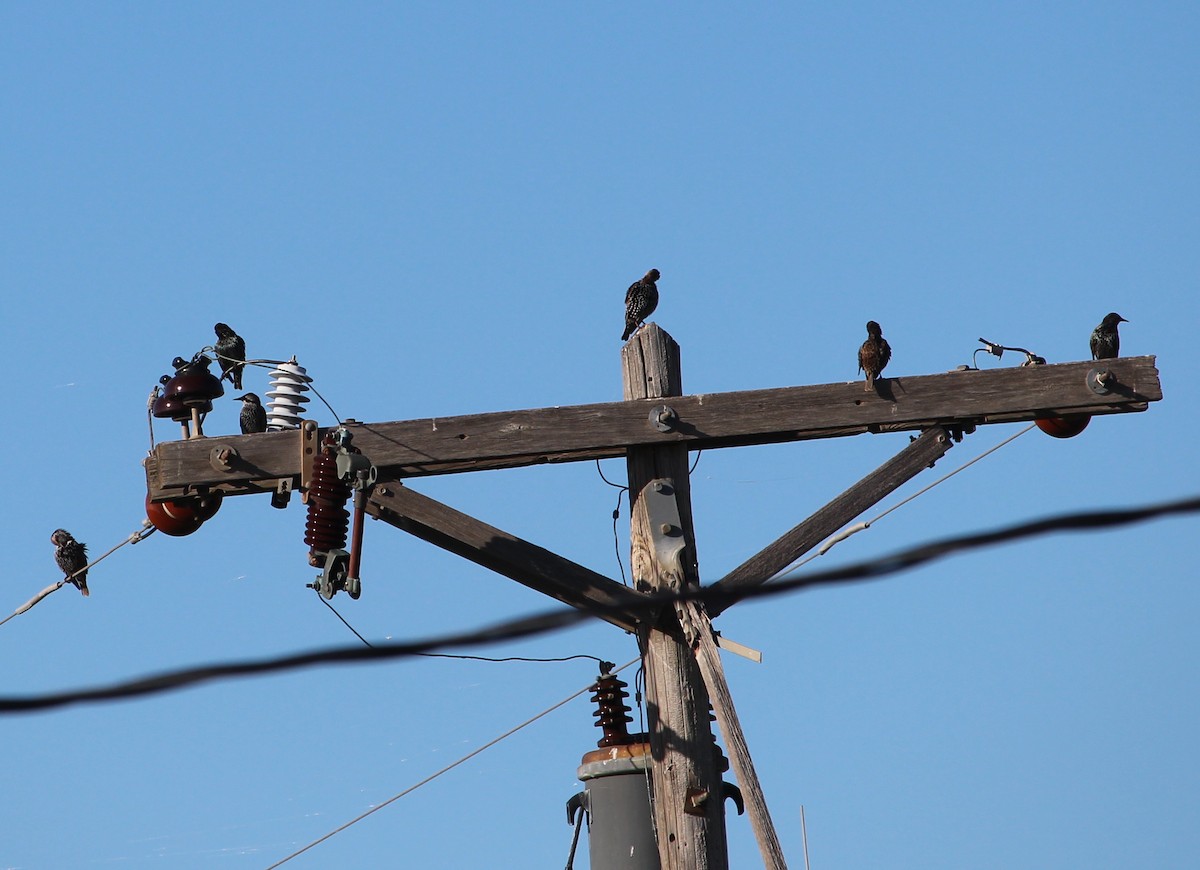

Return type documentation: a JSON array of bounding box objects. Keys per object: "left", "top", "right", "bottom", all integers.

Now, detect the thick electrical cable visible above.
[
  {"left": 2, "top": 492, "right": 1197, "bottom": 713},
  {"left": 564, "top": 805, "right": 585, "bottom": 870},
  {"left": 265, "top": 656, "right": 640, "bottom": 868},
  {"left": 0, "top": 522, "right": 157, "bottom": 630}
]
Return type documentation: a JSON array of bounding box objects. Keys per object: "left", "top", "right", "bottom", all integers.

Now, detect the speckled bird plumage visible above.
[
  {"left": 214, "top": 322, "right": 247, "bottom": 390},
  {"left": 857, "top": 320, "right": 892, "bottom": 391},
  {"left": 235, "top": 392, "right": 267, "bottom": 434},
  {"left": 1090, "top": 312, "right": 1127, "bottom": 360},
  {"left": 622, "top": 269, "right": 660, "bottom": 341},
  {"left": 51, "top": 529, "right": 89, "bottom": 597}
]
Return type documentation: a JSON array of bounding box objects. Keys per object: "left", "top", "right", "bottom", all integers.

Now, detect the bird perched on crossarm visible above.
[
  {"left": 1090, "top": 312, "right": 1128, "bottom": 360},
  {"left": 214, "top": 323, "right": 247, "bottom": 390},
  {"left": 235, "top": 392, "right": 267, "bottom": 434},
  {"left": 857, "top": 320, "right": 892, "bottom": 391},
  {"left": 51, "top": 529, "right": 89, "bottom": 597},
  {"left": 622, "top": 269, "right": 661, "bottom": 341}
]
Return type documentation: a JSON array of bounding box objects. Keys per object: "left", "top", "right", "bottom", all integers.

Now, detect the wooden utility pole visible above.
[
  {"left": 144, "top": 328, "right": 1162, "bottom": 868},
  {"left": 623, "top": 326, "right": 727, "bottom": 869}
]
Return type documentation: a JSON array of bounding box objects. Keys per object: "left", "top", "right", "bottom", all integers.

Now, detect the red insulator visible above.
[
  {"left": 146, "top": 493, "right": 208, "bottom": 537},
  {"left": 592, "top": 673, "right": 634, "bottom": 747},
  {"left": 304, "top": 446, "right": 351, "bottom": 555},
  {"left": 1036, "top": 414, "right": 1091, "bottom": 439}
]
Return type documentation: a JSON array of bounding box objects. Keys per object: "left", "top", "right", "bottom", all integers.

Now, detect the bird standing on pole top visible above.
[
  {"left": 51, "top": 529, "right": 89, "bottom": 597},
  {"left": 213, "top": 323, "right": 247, "bottom": 390},
  {"left": 235, "top": 392, "right": 267, "bottom": 434},
  {"left": 1090, "top": 312, "right": 1128, "bottom": 360},
  {"left": 621, "top": 268, "right": 660, "bottom": 341},
  {"left": 857, "top": 320, "right": 892, "bottom": 391}
]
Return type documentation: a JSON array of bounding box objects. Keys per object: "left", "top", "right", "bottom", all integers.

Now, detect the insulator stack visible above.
[
  {"left": 304, "top": 446, "right": 352, "bottom": 557},
  {"left": 266, "top": 358, "right": 312, "bottom": 431},
  {"left": 592, "top": 673, "right": 634, "bottom": 747}
]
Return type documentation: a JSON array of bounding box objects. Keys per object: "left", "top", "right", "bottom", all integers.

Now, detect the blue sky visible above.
[{"left": 2, "top": 3, "right": 1196, "bottom": 867}]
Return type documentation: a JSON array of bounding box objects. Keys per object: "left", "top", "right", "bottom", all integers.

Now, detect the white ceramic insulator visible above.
[{"left": 265, "top": 358, "right": 312, "bottom": 431}]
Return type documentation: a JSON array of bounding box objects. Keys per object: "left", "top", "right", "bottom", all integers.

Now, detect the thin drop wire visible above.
[
  {"left": 415, "top": 652, "right": 608, "bottom": 665},
  {"left": 266, "top": 656, "right": 641, "bottom": 869},
  {"left": 781, "top": 423, "right": 1036, "bottom": 576},
  {"left": 596, "top": 461, "right": 630, "bottom": 584},
  {"left": 146, "top": 388, "right": 158, "bottom": 453},
  {"left": 316, "top": 593, "right": 606, "bottom": 665},
  {"left": 565, "top": 805, "right": 586, "bottom": 869},
  {"left": 200, "top": 351, "right": 344, "bottom": 423},
  {"left": 612, "top": 487, "right": 628, "bottom": 585},
  {"left": 317, "top": 593, "right": 373, "bottom": 647},
  {"left": 594, "top": 459, "right": 627, "bottom": 490}
]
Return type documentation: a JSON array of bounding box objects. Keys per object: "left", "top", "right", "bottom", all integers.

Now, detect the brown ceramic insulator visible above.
[
  {"left": 303, "top": 447, "right": 352, "bottom": 553},
  {"left": 591, "top": 673, "right": 635, "bottom": 747}
]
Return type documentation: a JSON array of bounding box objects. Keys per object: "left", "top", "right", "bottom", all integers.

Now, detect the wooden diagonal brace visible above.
[
  {"left": 364, "top": 479, "right": 650, "bottom": 633},
  {"left": 708, "top": 426, "right": 954, "bottom": 616},
  {"left": 683, "top": 600, "right": 788, "bottom": 869}
]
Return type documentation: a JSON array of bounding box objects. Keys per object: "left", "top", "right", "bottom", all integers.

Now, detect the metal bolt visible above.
[
  {"left": 661, "top": 523, "right": 675, "bottom": 535},
  {"left": 209, "top": 445, "right": 237, "bottom": 471},
  {"left": 684, "top": 787, "right": 710, "bottom": 816},
  {"left": 1087, "top": 368, "right": 1115, "bottom": 396}
]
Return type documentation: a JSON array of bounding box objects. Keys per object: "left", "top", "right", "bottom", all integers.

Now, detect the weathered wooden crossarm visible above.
[
  {"left": 146, "top": 355, "right": 1160, "bottom": 500},
  {"left": 708, "top": 425, "right": 955, "bottom": 616},
  {"left": 364, "top": 480, "right": 650, "bottom": 633}
]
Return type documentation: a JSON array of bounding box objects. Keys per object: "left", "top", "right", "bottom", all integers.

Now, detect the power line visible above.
[
  {"left": 265, "top": 656, "right": 640, "bottom": 868},
  {"left": 1, "top": 491, "right": 1196, "bottom": 714},
  {"left": 0, "top": 521, "right": 157, "bottom": 630}
]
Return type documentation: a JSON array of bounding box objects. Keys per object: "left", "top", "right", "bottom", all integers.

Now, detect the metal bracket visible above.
[
  {"left": 336, "top": 450, "right": 378, "bottom": 489},
  {"left": 309, "top": 549, "right": 359, "bottom": 600},
  {"left": 299, "top": 420, "right": 320, "bottom": 497},
  {"left": 715, "top": 632, "right": 763, "bottom": 663},
  {"left": 643, "top": 479, "right": 687, "bottom": 589},
  {"left": 1087, "top": 367, "right": 1115, "bottom": 396},
  {"left": 270, "top": 477, "right": 293, "bottom": 510},
  {"left": 565, "top": 790, "right": 589, "bottom": 825},
  {"left": 723, "top": 783, "right": 745, "bottom": 816}
]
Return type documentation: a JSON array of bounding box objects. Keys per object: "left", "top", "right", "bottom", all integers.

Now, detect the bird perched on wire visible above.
[
  {"left": 621, "top": 268, "right": 661, "bottom": 341},
  {"left": 1090, "top": 312, "right": 1128, "bottom": 360},
  {"left": 213, "top": 322, "right": 247, "bottom": 390},
  {"left": 235, "top": 392, "right": 268, "bottom": 434},
  {"left": 857, "top": 320, "right": 892, "bottom": 391},
  {"left": 51, "top": 529, "right": 89, "bottom": 597}
]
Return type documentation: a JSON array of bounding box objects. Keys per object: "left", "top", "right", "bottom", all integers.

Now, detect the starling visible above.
[
  {"left": 1090, "top": 312, "right": 1128, "bottom": 360},
  {"left": 857, "top": 320, "right": 892, "bottom": 391},
  {"left": 214, "top": 323, "right": 247, "bottom": 391},
  {"left": 235, "top": 392, "right": 268, "bottom": 434},
  {"left": 621, "top": 268, "right": 661, "bottom": 341},
  {"left": 51, "top": 529, "right": 89, "bottom": 597}
]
